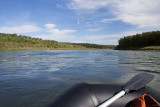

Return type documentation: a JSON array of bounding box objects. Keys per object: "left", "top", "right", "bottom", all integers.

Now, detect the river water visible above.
[{"left": 0, "top": 49, "right": 160, "bottom": 107}]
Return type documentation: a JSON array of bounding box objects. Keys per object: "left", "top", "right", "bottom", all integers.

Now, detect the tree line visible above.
[
  {"left": 0, "top": 33, "right": 116, "bottom": 49},
  {"left": 74, "top": 43, "right": 115, "bottom": 49},
  {"left": 116, "top": 30, "right": 160, "bottom": 49}
]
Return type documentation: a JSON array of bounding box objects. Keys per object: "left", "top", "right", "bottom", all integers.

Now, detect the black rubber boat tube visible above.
[{"left": 97, "top": 73, "right": 154, "bottom": 107}]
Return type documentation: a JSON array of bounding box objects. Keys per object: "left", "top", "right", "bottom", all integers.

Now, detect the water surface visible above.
[{"left": 0, "top": 50, "right": 160, "bottom": 107}]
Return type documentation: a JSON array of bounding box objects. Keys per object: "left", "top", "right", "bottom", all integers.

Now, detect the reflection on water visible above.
[{"left": 0, "top": 49, "right": 160, "bottom": 107}]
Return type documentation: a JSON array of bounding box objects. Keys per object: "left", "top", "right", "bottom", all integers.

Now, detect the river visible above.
[{"left": 0, "top": 49, "right": 160, "bottom": 107}]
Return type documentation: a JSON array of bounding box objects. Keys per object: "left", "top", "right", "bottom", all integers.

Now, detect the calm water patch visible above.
[{"left": 0, "top": 49, "right": 160, "bottom": 107}]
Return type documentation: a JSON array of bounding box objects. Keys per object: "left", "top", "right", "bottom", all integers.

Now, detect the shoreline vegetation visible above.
[
  {"left": 116, "top": 30, "right": 160, "bottom": 50},
  {"left": 0, "top": 33, "right": 115, "bottom": 49},
  {"left": 0, "top": 30, "right": 160, "bottom": 50}
]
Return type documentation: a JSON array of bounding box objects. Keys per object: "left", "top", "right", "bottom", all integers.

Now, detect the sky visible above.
[{"left": 0, "top": 0, "right": 160, "bottom": 45}]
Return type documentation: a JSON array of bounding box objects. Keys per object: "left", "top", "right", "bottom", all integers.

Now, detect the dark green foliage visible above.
[
  {"left": 0, "top": 33, "right": 116, "bottom": 49},
  {"left": 74, "top": 43, "right": 116, "bottom": 49},
  {"left": 116, "top": 30, "right": 160, "bottom": 49}
]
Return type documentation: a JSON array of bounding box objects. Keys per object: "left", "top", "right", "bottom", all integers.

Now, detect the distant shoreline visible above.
[
  {"left": 116, "top": 31, "right": 160, "bottom": 50},
  {"left": 116, "top": 46, "right": 160, "bottom": 50},
  {"left": 0, "top": 47, "right": 114, "bottom": 50},
  {"left": 1, "top": 46, "right": 160, "bottom": 50},
  {"left": 0, "top": 33, "right": 116, "bottom": 50},
  {"left": 1, "top": 30, "right": 160, "bottom": 50},
  {"left": 0, "top": 45, "right": 115, "bottom": 50}
]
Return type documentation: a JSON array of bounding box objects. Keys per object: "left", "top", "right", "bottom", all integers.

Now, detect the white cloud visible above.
[
  {"left": 114, "top": 0, "right": 160, "bottom": 28},
  {"left": 44, "top": 24, "right": 76, "bottom": 35},
  {"left": 41, "top": 24, "right": 77, "bottom": 42},
  {"left": 68, "top": 0, "right": 110, "bottom": 10},
  {"left": 77, "top": 34, "right": 118, "bottom": 45},
  {"left": 87, "top": 28, "right": 102, "bottom": 32},
  {"left": 0, "top": 25, "right": 42, "bottom": 34},
  {"left": 47, "top": 29, "right": 76, "bottom": 35},
  {"left": 118, "top": 15, "right": 160, "bottom": 28},
  {"left": 85, "top": 22, "right": 93, "bottom": 26},
  {"left": 69, "top": 0, "right": 160, "bottom": 28},
  {"left": 45, "top": 24, "right": 56, "bottom": 29},
  {"left": 93, "top": 39, "right": 118, "bottom": 45},
  {"left": 84, "top": 34, "right": 121, "bottom": 41},
  {"left": 98, "top": 18, "right": 119, "bottom": 23},
  {"left": 83, "top": 35, "right": 119, "bottom": 45}
]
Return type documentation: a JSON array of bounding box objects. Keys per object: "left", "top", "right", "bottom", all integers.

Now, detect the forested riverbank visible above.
[
  {"left": 1, "top": 30, "right": 160, "bottom": 50},
  {"left": 0, "top": 33, "right": 115, "bottom": 49},
  {"left": 116, "top": 31, "right": 160, "bottom": 50}
]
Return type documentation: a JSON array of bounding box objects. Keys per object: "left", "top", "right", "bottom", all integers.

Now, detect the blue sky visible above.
[{"left": 0, "top": 0, "right": 160, "bottom": 45}]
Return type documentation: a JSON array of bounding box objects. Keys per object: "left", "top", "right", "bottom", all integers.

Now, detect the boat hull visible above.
[{"left": 48, "top": 83, "right": 160, "bottom": 107}]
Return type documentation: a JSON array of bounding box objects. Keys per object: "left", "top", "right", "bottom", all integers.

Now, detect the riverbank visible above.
[
  {"left": 0, "top": 42, "right": 115, "bottom": 50},
  {"left": 141, "top": 46, "right": 160, "bottom": 50},
  {"left": 0, "top": 41, "right": 86, "bottom": 49},
  {"left": 116, "top": 31, "right": 160, "bottom": 50},
  {"left": 116, "top": 46, "right": 160, "bottom": 50},
  {"left": 0, "top": 33, "right": 116, "bottom": 50}
]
